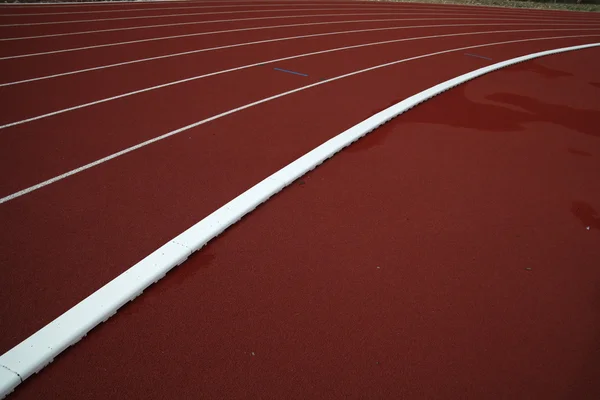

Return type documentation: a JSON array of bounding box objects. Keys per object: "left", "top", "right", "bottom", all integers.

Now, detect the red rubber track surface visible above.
[
  {"left": 1, "top": 1, "right": 599, "bottom": 398},
  {"left": 4, "top": 18, "right": 594, "bottom": 77},
  {"left": 2, "top": 30, "right": 598, "bottom": 196},
  {"left": 9, "top": 6, "right": 567, "bottom": 39}
]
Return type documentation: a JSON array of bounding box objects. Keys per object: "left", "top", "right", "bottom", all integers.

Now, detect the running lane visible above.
[
  {"left": 1, "top": 7, "right": 498, "bottom": 38},
  {"left": 0, "top": 37, "right": 597, "bottom": 357},
  {"left": 0, "top": 0, "right": 250, "bottom": 14},
  {"left": 5, "top": 15, "right": 593, "bottom": 78},
  {"left": 1, "top": 28, "right": 599, "bottom": 199},
  {"left": 0, "top": 5, "right": 439, "bottom": 25},
  {"left": 4, "top": 24, "right": 599, "bottom": 121},
  {"left": 5, "top": 3, "right": 598, "bottom": 26},
  {"left": 1, "top": 13, "right": 531, "bottom": 57},
  {"left": 2, "top": 1, "right": 598, "bottom": 42},
  {"left": 8, "top": 45, "right": 600, "bottom": 400},
  {"left": 0, "top": 2, "right": 407, "bottom": 24}
]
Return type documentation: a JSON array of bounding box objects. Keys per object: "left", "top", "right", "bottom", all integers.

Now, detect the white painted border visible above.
[{"left": 0, "top": 40, "right": 598, "bottom": 399}]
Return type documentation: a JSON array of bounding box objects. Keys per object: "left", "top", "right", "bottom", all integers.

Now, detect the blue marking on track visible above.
[
  {"left": 273, "top": 67, "right": 309, "bottom": 77},
  {"left": 464, "top": 53, "right": 492, "bottom": 61}
]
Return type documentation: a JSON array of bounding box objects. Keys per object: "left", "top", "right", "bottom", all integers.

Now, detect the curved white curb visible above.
[
  {"left": 0, "top": 368, "right": 19, "bottom": 399},
  {"left": 1, "top": 41, "right": 598, "bottom": 398}
]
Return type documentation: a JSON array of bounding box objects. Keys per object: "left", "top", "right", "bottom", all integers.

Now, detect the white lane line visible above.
[
  {"left": 2, "top": 12, "right": 589, "bottom": 41},
  {"left": 1, "top": 28, "right": 598, "bottom": 130},
  {"left": 4, "top": 16, "right": 597, "bottom": 60},
  {"left": 3, "top": 23, "right": 596, "bottom": 87},
  {"left": 0, "top": 7, "right": 478, "bottom": 26},
  {"left": 0, "top": 38, "right": 597, "bottom": 399}
]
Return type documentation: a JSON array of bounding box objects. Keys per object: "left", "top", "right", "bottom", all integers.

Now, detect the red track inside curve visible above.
[{"left": 1, "top": 0, "right": 599, "bottom": 398}]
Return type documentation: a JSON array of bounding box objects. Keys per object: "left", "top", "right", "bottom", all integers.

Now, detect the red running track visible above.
[{"left": 0, "top": 0, "right": 599, "bottom": 398}]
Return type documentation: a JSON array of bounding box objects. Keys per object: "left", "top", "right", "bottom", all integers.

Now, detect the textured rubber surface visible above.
[{"left": 1, "top": 41, "right": 598, "bottom": 399}]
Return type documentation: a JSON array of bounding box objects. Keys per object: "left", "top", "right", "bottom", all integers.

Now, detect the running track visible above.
[{"left": 1, "top": 0, "right": 600, "bottom": 398}]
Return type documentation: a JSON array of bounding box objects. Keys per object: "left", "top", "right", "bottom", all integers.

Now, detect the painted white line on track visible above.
[
  {"left": 3, "top": 17, "right": 597, "bottom": 60},
  {"left": 0, "top": 7, "right": 487, "bottom": 26},
  {"left": 0, "top": 36, "right": 597, "bottom": 399},
  {"left": 3, "top": 24, "right": 597, "bottom": 87},
  {"left": 3, "top": 11, "right": 593, "bottom": 41},
  {"left": 1, "top": 28, "right": 598, "bottom": 130}
]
